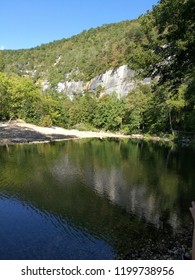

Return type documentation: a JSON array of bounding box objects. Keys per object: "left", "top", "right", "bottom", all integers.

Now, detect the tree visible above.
[
  {"left": 68, "top": 93, "right": 97, "bottom": 127},
  {"left": 0, "top": 52, "right": 5, "bottom": 72},
  {"left": 183, "top": 73, "right": 195, "bottom": 131},
  {"left": 166, "top": 84, "right": 186, "bottom": 133},
  {"left": 0, "top": 73, "right": 10, "bottom": 119},
  {"left": 93, "top": 94, "right": 125, "bottom": 131},
  {"left": 124, "top": 84, "right": 152, "bottom": 133},
  {"left": 128, "top": 0, "right": 195, "bottom": 133},
  {"left": 142, "top": 0, "right": 195, "bottom": 87},
  {"left": 144, "top": 86, "right": 171, "bottom": 133}
]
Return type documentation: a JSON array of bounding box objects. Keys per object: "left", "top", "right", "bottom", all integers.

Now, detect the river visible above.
[{"left": 0, "top": 139, "right": 194, "bottom": 259}]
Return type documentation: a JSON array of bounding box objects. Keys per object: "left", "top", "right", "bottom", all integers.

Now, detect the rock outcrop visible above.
[
  {"left": 57, "top": 80, "right": 84, "bottom": 97},
  {"left": 89, "top": 65, "right": 137, "bottom": 98},
  {"left": 43, "top": 65, "right": 151, "bottom": 98}
]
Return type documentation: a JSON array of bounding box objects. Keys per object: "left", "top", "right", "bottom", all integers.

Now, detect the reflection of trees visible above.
[
  {"left": 1, "top": 140, "right": 194, "bottom": 230},
  {"left": 59, "top": 139, "right": 194, "bottom": 231},
  {"left": 0, "top": 140, "right": 194, "bottom": 258},
  {"left": 0, "top": 143, "right": 160, "bottom": 258}
]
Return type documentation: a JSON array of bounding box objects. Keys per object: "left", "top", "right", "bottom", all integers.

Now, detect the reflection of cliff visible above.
[
  {"left": 49, "top": 155, "right": 78, "bottom": 184},
  {"left": 0, "top": 139, "right": 194, "bottom": 258},
  {"left": 0, "top": 144, "right": 160, "bottom": 258},
  {"left": 76, "top": 165, "right": 179, "bottom": 231},
  {"left": 46, "top": 140, "right": 185, "bottom": 231},
  {"left": 93, "top": 168, "right": 161, "bottom": 227}
]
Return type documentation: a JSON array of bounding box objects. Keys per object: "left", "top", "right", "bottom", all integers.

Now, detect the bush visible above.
[
  {"left": 72, "top": 123, "right": 98, "bottom": 132},
  {"left": 119, "top": 125, "right": 131, "bottom": 135},
  {"left": 38, "top": 115, "right": 53, "bottom": 127}
]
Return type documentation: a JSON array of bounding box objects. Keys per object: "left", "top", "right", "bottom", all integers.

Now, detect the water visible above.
[{"left": 0, "top": 139, "right": 195, "bottom": 259}]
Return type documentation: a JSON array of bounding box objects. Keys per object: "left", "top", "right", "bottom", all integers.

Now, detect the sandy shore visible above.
[
  {"left": 0, "top": 119, "right": 171, "bottom": 146},
  {"left": 0, "top": 119, "right": 134, "bottom": 145}
]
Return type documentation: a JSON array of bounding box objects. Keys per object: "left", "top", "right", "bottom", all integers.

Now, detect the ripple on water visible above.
[{"left": 0, "top": 196, "right": 114, "bottom": 259}]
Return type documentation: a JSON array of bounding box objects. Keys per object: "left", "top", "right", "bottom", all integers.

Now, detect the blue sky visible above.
[{"left": 1, "top": 0, "right": 159, "bottom": 50}]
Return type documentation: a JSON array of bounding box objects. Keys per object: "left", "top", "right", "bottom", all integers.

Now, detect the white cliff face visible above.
[
  {"left": 47, "top": 65, "right": 151, "bottom": 98},
  {"left": 57, "top": 81, "right": 85, "bottom": 97},
  {"left": 89, "top": 65, "right": 137, "bottom": 98}
]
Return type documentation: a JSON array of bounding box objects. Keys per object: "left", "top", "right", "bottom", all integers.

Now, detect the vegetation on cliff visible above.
[{"left": 2, "top": 20, "right": 144, "bottom": 84}]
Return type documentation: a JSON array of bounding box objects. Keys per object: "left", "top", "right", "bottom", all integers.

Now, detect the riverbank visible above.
[
  {"left": 0, "top": 120, "right": 171, "bottom": 145},
  {"left": 120, "top": 223, "right": 193, "bottom": 260}
]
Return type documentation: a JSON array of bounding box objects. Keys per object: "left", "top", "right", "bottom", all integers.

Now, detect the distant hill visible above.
[{"left": 2, "top": 19, "right": 145, "bottom": 87}]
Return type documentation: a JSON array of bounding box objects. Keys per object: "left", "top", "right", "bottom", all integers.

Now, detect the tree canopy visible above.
[{"left": 148, "top": 0, "right": 195, "bottom": 86}]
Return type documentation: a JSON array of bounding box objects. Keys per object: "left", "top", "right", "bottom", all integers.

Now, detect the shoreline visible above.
[{"left": 0, "top": 120, "right": 171, "bottom": 146}]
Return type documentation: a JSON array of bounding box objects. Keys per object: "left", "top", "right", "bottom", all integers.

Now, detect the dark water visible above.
[{"left": 0, "top": 139, "right": 195, "bottom": 260}]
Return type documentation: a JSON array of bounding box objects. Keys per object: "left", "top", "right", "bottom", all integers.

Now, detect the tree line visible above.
[{"left": 1, "top": 70, "right": 192, "bottom": 135}]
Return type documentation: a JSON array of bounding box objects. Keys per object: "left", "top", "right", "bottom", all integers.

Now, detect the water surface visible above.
[{"left": 0, "top": 139, "right": 194, "bottom": 259}]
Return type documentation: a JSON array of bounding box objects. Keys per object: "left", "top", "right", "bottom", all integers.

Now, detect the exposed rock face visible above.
[
  {"left": 89, "top": 65, "right": 137, "bottom": 98},
  {"left": 44, "top": 65, "right": 151, "bottom": 98},
  {"left": 57, "top": 81, "right": 84, "bottom": 97}
]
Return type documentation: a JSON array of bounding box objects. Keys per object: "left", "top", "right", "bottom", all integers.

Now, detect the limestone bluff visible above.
[{"left": 41, "top": 65, "right": 151, "bottom": 99}]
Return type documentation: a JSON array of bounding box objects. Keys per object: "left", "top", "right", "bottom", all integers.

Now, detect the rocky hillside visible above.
[
  {"left": 51, "top": 65, "right": 150, "bottom": 98},
  {"left": 2, "top": 19, "right": 147, "bottom": 97}
]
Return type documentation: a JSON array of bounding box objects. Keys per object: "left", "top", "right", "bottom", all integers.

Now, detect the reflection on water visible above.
[
  {"left": 0, "top": 195, "right": 113, "bottom": 260},
  {"left": 0, "top": 139, "right": 195, "bottom": 259}
]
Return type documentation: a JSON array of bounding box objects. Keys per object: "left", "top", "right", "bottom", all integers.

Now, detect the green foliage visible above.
[
  {"left": 144, "top": 86, "right": 171, "bottom": 133},
  {"left": 0, "top": 72, "right": 41, "bottom": 120},
  {"left": 68, "top": 93, "right": 125, "bottom": 132},
  {"left": 0, "top": 72, "right": 68, "bottom": 127},
  {"left": 0, "top": 76, "right": 10, "bottom": 119},
  {"left": 68, "top": 93, "right": 96, "bottom": 127},
  {"left": 93, "top": 94, "right": 125, "bottom": 131},
  {"left": 72, "top": 123, "right": 98, "bottom": 132},
  {"left": 152, "top": 0, "right": 195, "bottom": 84},
  {"left": 127, "top": 0, "right": 195, "bottom": 134},
  {"left": 124, "top": 84, "right": 152, "bottom": 133},
  {"left": 38, "top": 115, "right": 53, "bottom": 127},
  {"left": 183, "top": 72, "right": 195, "bottom": 131},
  {"left": 0, "top": 52, "right": 5, "bottom": 72},
  {"left": 136, "top": 0, "right": 195, "bottom": 86},
  {"left": 2, "top": 20, "right": 144, "bottom": 86}
]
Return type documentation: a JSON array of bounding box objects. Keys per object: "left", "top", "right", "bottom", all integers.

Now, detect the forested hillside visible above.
[
  {"left": 0, "top": 0, "right": 194, "bottom": 136},
  {"left": 2, "top": 20, "right": 144, "bottom": 84}
]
